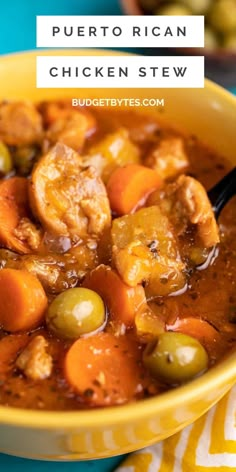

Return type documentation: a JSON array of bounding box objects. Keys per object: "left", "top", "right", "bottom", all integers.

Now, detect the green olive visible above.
[
  {"left": 156, "top": 4, "right": 191, "bottom": 16},
  {"left": 46, "top": 288, "right": 106, "bottom": 339},
  {"left": 143, "top": 332, "right": 208, "bottom": 384},
  {"left": 181, "top": 0, "right": 211, "bottom": 14},
  {"left": 223, "top": 33, "right": 236, "bottom": 51},
  {"left": 13, "top": 146, "right": 37, "bottom": 176},
  {"left": 0, "top": 141, "right": 12, "bottom": 175},
  {"left": 189, "top": 246, "right": 210, "bottom": 266},
  {"left": 209, "top": 0, "right": 236, "bottom": 34},
  {"left": 204, "top": 27, "right": 219, "bottom": 50}
]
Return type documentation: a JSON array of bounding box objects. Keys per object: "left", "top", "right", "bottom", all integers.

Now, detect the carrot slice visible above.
[
  {"left": 0, "top": 269, "right": 47, "bottom": 332},
  {"left": 166, "top": 317, "right": 220, "bottom": 344},
  {"left": 106, "top": 164, "right": 162, "bottom": 215},
  {"left": 64, "top": 332, "right": 145, "bottom": 406},
  {"left": 83, "top": 264, "right": 146, "bottom": 327},
  {"left": 0, "top": 177, "right": 32, "bottom": 254}
]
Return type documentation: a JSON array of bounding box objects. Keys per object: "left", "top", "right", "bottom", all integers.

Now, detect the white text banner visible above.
[
  {"left": 36, "top": 15, "right": 204, "bottom": 48},
  {"left": 36, "top": 55, "right": 205, "bottom": 89}
]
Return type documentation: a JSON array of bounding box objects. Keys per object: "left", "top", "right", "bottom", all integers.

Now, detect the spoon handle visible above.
[{"left": 208, "top": 167, "right": 236, "bottom": 219}]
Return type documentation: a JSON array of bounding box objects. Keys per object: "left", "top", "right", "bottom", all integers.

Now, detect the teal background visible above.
[
  {"left": 0, "top": 0, "right": 122, "bottom": 55},
  {"left": 0, "top": 0, "right": 235, "bottom": 470},
  {"left": 0, "top": 451, "right": 124, "bottom": 471}
]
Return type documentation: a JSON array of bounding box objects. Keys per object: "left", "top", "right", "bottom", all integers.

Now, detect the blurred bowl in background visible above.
[
  {"left": 121, "top": 0, "right": 142, "bottom": 14},
  {"left": 121, "top": 0, "right": 142, "bottom": 15},
  {"left": 120, "top": 0, "right": 236, "bottom": 88}
]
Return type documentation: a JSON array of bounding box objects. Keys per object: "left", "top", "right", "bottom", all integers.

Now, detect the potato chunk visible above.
[
  {"left": 82, "top": 129, "right": 140, "bottom": 182},
  {"left": 114, "top": 241, "right": 153, "bottom": 287},
  {"left": 0, "top": 101, "right": 42, "bottom": 146},
  {"left": 112, "top": 206, "right": 186, "bottom": 297},
  {"left": 29, "top": 143, "right": 111, "bottom": 240},
  {"left": 144, "top": 137, "right": 189, "bottom": 180},
  {"left": 16, "top": 336, "right": 52, "bottom": 380}
]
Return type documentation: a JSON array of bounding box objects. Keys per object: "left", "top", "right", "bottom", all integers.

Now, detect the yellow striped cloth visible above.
[{"left": 115, "top": 385, "right": 236, "bottom": 472}]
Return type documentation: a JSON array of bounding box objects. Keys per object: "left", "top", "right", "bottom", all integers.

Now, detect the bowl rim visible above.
[
  {"left": 0, "top": 353, "right": 235, "bottom": 428},
  {"left": 0, "top": 48, "right": 235, "bottom": 429}
]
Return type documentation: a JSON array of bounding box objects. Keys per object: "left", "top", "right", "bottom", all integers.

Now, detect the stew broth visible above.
[{"left": 0, "top": 103, "right": 235, "bottom": 410}]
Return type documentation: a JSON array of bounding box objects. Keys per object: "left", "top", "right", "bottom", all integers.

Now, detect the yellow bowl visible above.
[{"left": 0, "top": 49, "right": 235, "bottom": 461}]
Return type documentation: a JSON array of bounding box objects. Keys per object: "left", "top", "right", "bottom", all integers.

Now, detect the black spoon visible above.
[
  {"left": 208, "top": 166, "right": 236, "bottom": 219},
  {"left": 196, "top": 166, "right": 236, "bottom": 270}
]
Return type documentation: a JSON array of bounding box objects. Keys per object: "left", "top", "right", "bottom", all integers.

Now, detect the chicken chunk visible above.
[
  {"left": 0, "top": 101, "right": 42, "bottom": 147},
  {"left": 176, "top": 175, "right": 219, "bottom": 248},
  {"left": 148, "top": 175, "right": 219, "bottom": 250},
  {"left": 144, "top": 137, "right": 189, "bottom": 180},
  {"left": 14, "top": 217, "right": 42, "bottom": 251},
  {"left": 112, "top": 206, "right": 186, "bottom": 297},
  {"left": 16, "top": 336, "right": 52, "bottom": 380},
  {"left": 29, "top": 143, "right": 111, "bottom": 240},
  {"left": 45, "top": 109, "right": 96, "bottom": 152},
  {"left": 0, "top": 246, "right": 98, "bottom": 294}
]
